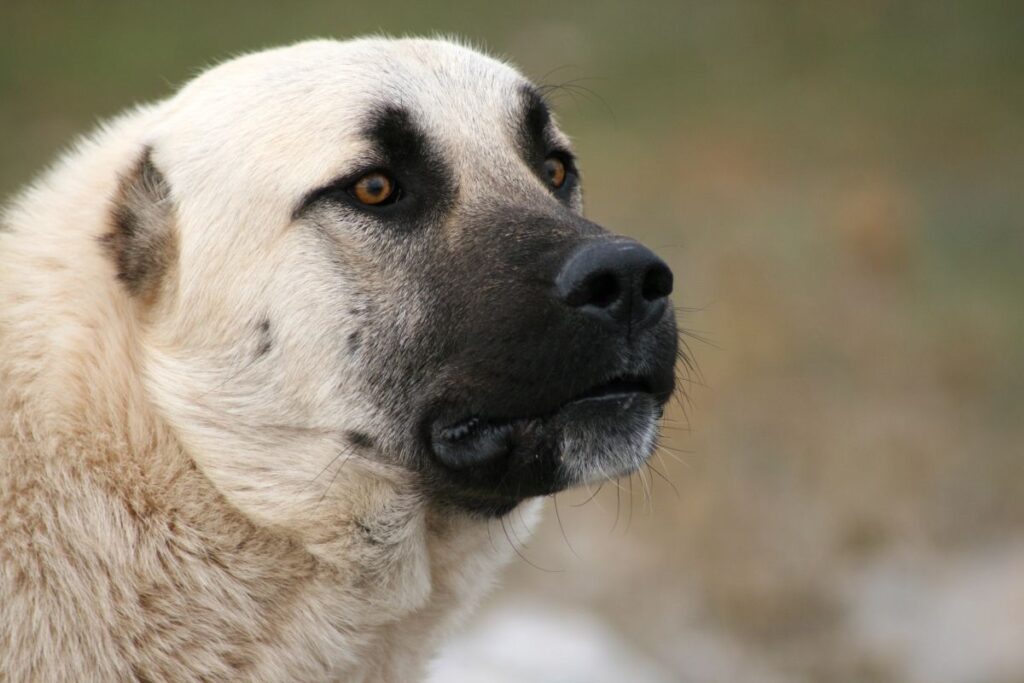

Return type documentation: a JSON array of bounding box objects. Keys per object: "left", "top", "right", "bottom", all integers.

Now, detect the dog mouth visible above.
[{"left": 427, "top": 374, "right": 667, "bottom": 471}]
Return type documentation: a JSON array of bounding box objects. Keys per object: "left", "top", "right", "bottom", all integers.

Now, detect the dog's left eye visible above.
[
  {"left": 349, "top": 171, "right": 400, "bottom": 206},
  {"left": 544, "top": 156, "right": 568, "bottom": 189}
]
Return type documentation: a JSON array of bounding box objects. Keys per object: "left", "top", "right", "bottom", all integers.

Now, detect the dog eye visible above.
[
  {"left": 350, "top": 171, "right": 399, "bottom": 206},
  {"left": 543, "top": 156, "right": 567, "bottom": 189}
]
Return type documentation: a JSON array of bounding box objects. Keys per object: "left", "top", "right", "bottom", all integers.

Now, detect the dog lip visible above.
[
  {"left": 428, "top": 373, "right": 667, "bottom": 471},
  {"left": 570, "top": 375, "right": 654, "bottom": 403},
  {"left": 439, "top": 374, "right": 656, "bottom": 433}
]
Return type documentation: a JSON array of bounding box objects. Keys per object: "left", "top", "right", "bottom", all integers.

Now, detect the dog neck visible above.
[{"left": 0, "top": 295, "right": 516, "bottom": 680}]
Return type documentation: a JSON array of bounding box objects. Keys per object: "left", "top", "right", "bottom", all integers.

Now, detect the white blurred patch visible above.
[
  {"left": 429, "top": 600, "right": 676, "bottom": 683},
  {"left": 849, "top": 544, "right": 1024, "bottom": 683}
]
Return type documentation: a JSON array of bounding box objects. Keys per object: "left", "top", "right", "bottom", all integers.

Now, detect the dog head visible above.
[{"left": 108, "top": 38, "right": 678, "bottom": 523}]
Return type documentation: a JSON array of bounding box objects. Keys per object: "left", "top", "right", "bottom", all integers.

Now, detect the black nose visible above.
[{"left": 555, "top": 238, "right": 673, "bottom": 330}]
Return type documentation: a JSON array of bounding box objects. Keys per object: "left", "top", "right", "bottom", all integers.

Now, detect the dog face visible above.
[{"left": 120, "top": 39, "right": 677, "bottom": 522}]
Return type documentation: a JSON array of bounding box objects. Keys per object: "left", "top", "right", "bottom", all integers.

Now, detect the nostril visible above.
[
  {"left": 641, "top": 263, "right": 673, "bottom": 301},
  {"left": 564, "top": 270, "right": 621, "bottom": 308},
  {"left": 585, "top": 271, "right": 620, "bottom": 308},
  {"left": 556, "top": 239, "right": 673, "bottom": 327}
]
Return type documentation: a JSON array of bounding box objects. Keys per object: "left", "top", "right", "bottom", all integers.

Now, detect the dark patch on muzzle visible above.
[{"left": 407, "top": 203, "right": 678, "bottom": 516}]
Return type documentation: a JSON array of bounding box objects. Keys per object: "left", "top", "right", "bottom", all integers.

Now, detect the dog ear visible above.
[{"left": 102, "top": 147, "right": 177, "bottom": 300}]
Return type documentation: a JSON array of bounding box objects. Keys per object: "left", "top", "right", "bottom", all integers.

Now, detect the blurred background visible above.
[{"left": 2, "top": 2, "right": 1022, "bottom": 681}]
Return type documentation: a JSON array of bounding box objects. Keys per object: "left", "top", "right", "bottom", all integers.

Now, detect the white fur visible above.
[{"left": 0, "top": 38, "right": 547, "bottom": 682}]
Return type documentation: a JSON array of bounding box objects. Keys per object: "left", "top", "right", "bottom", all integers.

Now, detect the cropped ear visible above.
[{"left": 102, "top": 147, "right": 177, "bottom": 300}]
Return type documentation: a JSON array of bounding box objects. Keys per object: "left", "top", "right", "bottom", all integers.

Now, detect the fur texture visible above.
[{"left": 0, "top": 37, "right": 674, "bottom": 681}]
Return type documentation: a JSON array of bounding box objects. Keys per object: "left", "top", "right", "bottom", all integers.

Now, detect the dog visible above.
[{"left": 0, "top": 37, "right": 678, "bottom": 681}]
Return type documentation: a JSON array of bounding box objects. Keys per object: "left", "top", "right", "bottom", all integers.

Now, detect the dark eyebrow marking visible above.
[
  {"left": 517, "top": 84, "right": 580, "bottom": 201},
  {"left": 522, "top": 85, "right": 552, "bottom": 144},
  {"left": 518, "top": 85, "right": 557, "bottom": 166},
  {"left": 364, "top": 105, "right": 434, "bottom": 173},
  {"left": 294, "top": 104, "right": 455, "bottom": 222}
]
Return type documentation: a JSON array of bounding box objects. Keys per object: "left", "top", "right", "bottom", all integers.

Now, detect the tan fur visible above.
[{"left": 0, "top": 38, "right": 546, "bottom": 682}]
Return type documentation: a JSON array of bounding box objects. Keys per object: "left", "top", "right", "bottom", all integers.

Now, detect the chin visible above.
[{"left": 423, "top": 364, "right": 675, "bottom": 517}]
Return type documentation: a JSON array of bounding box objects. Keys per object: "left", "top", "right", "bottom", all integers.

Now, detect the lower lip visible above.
[
  {"left": 569, "top": 390, "right": 646, "bottom": 407},
  {"left": 444, "top": 389, "right": 649, "bottom": 436},
  {"left": 429, "top": 390, "right": 655, "bottom": 470}
]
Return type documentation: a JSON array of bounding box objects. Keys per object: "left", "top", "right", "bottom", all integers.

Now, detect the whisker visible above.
[
  {"left": 655, "top": 440, "right": 692, "bottom": 456},
  {"left": 571, "top": 481, "right": 605, "bottom": 508},
  {"left": 537, "top": 64, "right": 579, "bottom": 84},
  {"left": 193, "top": 353, "right": 260, "bottom": 401},
  {"left": 655, "top": 446, "right": 688, "bottom": 473},
  {"left": 647, "top": 461, "right": 679, "bottom": 498},
  {"left": 636, "top": 465, "right": 653, "bottom": 514},
  {"left": 657, "top": 422, "right": 692, "bottom": 434},
  {"left": 624, "top": 473, "right": 635, "bottom": 534},
  {"left": 315, "top": 445, "right": 356, "bottom": 507},
  {"left": 538, "top": 77, "right": 616, "bottom": 124},
  {"left": 553, "top": 494, "right": 579, "bottom": 558},
  {"left": 611, "top": 482, "right": 622, "bottom": 534},
  {"left": 500, "top": 516, "right": 562, "bottom": 573}
]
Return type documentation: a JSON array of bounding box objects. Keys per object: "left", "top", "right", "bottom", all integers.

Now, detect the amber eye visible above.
[
  {"left": 351, "top": 171, "right": 396, "bottom": 206},
  {"left": 544, "top": 156, "right": 568, "bottom": 189}
]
